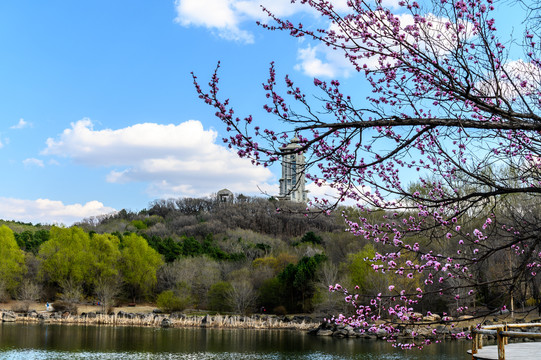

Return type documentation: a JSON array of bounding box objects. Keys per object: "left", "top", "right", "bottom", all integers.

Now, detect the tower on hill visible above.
[{"left": 278, "top": 136, "right": 308, "bottom": 203}]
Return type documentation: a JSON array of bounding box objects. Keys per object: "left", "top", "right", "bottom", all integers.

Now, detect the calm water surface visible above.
[{"left": 0, "top": 323, "right": 470, "bottom": 359}]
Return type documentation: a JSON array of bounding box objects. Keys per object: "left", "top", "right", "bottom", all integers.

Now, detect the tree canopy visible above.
[
  {"left": 38, "top": 226, "right": 93, "bottom": 287},
  {"left": 0, "top": 225, "right": 26, "bottom": 295},
  {"left": 120, "top": 233, "right": 164, "bottom": 301},
  {"left": 194, "top": 0, "right": 541, "bottom": 346}
]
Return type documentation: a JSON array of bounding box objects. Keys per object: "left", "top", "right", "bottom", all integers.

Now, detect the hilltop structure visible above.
[
  {"left": 216, "top": 188, "right": 234, "bottom": 203},
  {"left": 278, "top": 137, "right": 308, "bottom": 203}
]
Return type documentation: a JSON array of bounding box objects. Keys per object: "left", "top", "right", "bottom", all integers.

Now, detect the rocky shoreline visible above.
[
  {"left": 308, "top": 318, "right": 541, "bottom": 344},
  {"left": 0, "top": 309, "right": 318, "bottom": 330},
  {"left": 308, "top": 320, "right": 469, "bottom": 340},
  {"left": 3, "top": 309, "right": 541, "bottom": 344}
]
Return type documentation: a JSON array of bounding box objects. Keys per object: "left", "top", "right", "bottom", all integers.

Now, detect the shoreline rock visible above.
[
  {"left": 308, "top": 321, "right": 470, "bottom": 341},
  {"left": 3, "top": 309, "right": 539, "bottom": 344},
  {"left": 0, "top": 309, "right": 319, "bottom": 331},
  {"left": 307, "top": 320, "right": 541, "bottom": 343}
]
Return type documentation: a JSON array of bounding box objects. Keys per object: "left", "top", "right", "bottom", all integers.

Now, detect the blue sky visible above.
[
  {"left": 0, "top": 0, "right": 529, "bottom": 225},
  {"left": 0, "top": 0, "right": 357, "bottom": 225}
]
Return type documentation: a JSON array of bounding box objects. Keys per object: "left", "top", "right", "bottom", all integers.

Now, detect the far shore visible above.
[
  {"left": 4, "top": 300, "right": 157, "bottom": 315},
  {"left": 1, "top": 300, "right": 320, "bottom": 332},
  {"left": 3, "top": 301, "right": 541, "bottom": 342}
]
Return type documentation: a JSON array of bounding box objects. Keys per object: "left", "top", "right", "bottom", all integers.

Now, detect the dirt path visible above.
[{"left": 3, "top": 300, "right": 156, "bottom": 314}]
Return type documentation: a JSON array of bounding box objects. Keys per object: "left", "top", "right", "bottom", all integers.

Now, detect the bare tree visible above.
[
  {"left": 227, "top": 280, "right": 257, "bottom": 315},
  {"left": 59, "top": 278, "right": 83, "bottom": 304},
  {"left": 95, "top": 277, "right": 121, "bottom": 313},
  {"left": 17, "top": 280, "right": 41, "bottom": 312},
  {"left": 194, "top": 0, "right": 541, "bottom": 342},
  {"left": 314, "top": 262, "right": 353, "bottom": 315},
  {"left": 164, "top": 256, "right": 221, "bottom": 308}
]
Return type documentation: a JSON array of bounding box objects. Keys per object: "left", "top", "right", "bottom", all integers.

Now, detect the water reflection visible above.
[{"left": 0, "top": 323, "right": 470, "bottom": 359}]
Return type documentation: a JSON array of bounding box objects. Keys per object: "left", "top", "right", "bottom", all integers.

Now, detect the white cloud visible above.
[
  {"left": 0, "top": 133, "right": 10, "bottom": 148},
  {"left": 293, "top": 12, "right": 411, "bottom": 78},
  {"left": 23, "top": 158, "right": 44, "bottom": 168},
  {"left": 11, "top": 118, "right": 31, "bottom": 129},
  {"left": 42, "top": 119, "right": 276, "bottom": 198},
  {"left": 175, "top": 0, "right": 254, "bottom": 43},
  {"left": 477, "top": 59, "right": 541, "bottom": 101},
  {"left": 306, "top": 181, "right": 369, "bottom": 207},
  {"left": 381, "top": 0, "right": 402, "bottom": 8},
  {"left": 0, "top": 197, "right": 116, "bottom": 226},
  {"left": 295, "top": 12, "right": 472, "bottom": 78},
  {"left": 174, "top": 0, "right": 346, "bottom": 44},
  {"left": 173, "top": 0, "right": 409, "bottom": 76},
  {"left": 295, "top": 44, "right": 354, "bottom": 78}
]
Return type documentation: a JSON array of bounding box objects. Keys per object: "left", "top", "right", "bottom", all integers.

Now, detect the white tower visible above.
[{"left": 278, "top": 136, "right": 308, "bottom": 202}]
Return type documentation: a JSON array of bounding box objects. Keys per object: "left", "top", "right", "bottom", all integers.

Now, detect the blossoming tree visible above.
[{"left": 194, "top": 0, "right": 541, "bottom": 347}]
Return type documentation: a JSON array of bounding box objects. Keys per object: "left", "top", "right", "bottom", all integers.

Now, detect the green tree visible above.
[
  {"left": 300, "top": 231, "right": 323, "bottom": 245},
  {"left": 207, "top": 281, "right": 233, "bottom": 312},
  {"left": 157, "top": 283, "right": 191, "bottom": 313},
  {"left": 278, "top": 254, "right": 327, "bottom": 312},
  {"left": 38, "top": 226, "right": 93, "bottom": 288},
  {"left": 146, "top": 235, "right": 183, "bottom": 263},
  {"left": 257, "top": 277, "right": 283, "bottom": 312},
  {"left": 89, "top": 233, "right": 121, "bottom": 285},
  {"left": 181, "top": 236, "right": 203, "bottom": 256},
  {"left": 131, "top": 220, "right": 147, "bottom": 230},
  {"left": 120, "top": 233, "right": 164, "bottom": 302},
  {"left": 0, "top": 225, "right": 26, "bottom": 297},
  {"left": 14, "top": 229, "right": 49, "bottom": 254},
  {"left": 202, "top": 234, "right": 230, "bottom": 260},
  {"left": 347, "top": 244, "right": 377, "bottom": 293}
]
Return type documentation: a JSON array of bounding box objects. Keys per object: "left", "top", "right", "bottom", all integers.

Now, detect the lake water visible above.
[{"left": 0, "top": 323, "right": 470, "bottom": 359}]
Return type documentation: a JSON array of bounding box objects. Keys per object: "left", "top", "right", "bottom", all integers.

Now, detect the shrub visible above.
[
  {"left": 52, "top": 300, "right": 78, "bottom": 314},
  {"left": 12, "top": 303, "right": 31, "bottom": 313},
  {"left": 257, "top": 277, "right": 283, "bottom": 311},
  {"left": 157, "top": 290, "right": 190, "bottom": 313},
  {"left": 273, "top": 305, "right": 287, "bottom": 316},
  {"left": 15, "top": 280, "right": 42, "bottom": 313},
  {"left": 0, "top": 280, "right": 9, "bottom": 303},
  {"left": 300, "top": 232, "right": 322, "bottom": 245},
  {"left": 131, "top": 220, "right": 147, "bottom": 230},
  {"left": 207, "top": 281, "right": 233, "bottom": 312}
]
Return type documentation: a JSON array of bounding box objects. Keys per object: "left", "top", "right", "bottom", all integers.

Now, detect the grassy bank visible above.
[{"left": 1, "top": 300, "right": 319, "bottom": 331}]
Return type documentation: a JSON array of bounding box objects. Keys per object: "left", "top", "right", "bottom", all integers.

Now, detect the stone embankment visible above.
[
  {"left": 308, "top": 320, "right": 468, "bottom": 340},
  {"left": 308, "top": 317, "right": 541, "bottom": 342},
  {"left": 4, "top": 308, "right": 540, "bottom": 343},
  {"left": 0, "top": 309, "right": 318, "bottom": 330}
]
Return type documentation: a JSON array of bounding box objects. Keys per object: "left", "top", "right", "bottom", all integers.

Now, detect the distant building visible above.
[
  {"left": 278, "top": 136, "right": 308, "bottom": 203},
  {"left": 217, "top": 188, "right": 234, "bottom": 203}
]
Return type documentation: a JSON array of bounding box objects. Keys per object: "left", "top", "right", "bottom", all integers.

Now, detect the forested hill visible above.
[
  {"left": 79, "top": 196, "right": 343, "bottom": 239},
  {"left": 71, "top": 196, "right": 364, "bottom": 267},
  {"left": 0, "top": 196, "right": 380, "bottom": 315},
  {"left": 1, "top": 195, "right": 499, "bottom": 317}
]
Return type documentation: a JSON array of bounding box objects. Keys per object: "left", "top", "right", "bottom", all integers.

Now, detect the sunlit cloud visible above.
[
  {"left": 477, "top": 59, "right": 541, "bottom": 101},
  {"left": 173, "top": 0, "right": 349, "bottom": 44},
  {"left": 295, "top": 11, "right": 473, "bottom": 78},
  {"left": 10, "top": 118, "right": 31, "bottom": 130},
  {"left": 295, "top": 43, "right": 354, "bottom": 78},
  {"left": 307, "top": 181, "right": 369, "bottom": 207},
  {"left": 23, "top": 158, "right": 44, "bottom": 168},
  {"left": 0, "top": 197, "right": 116, "bottom": 226},
  {"left": 42, "top": 119, "right": 276, "bottom": 198}
]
